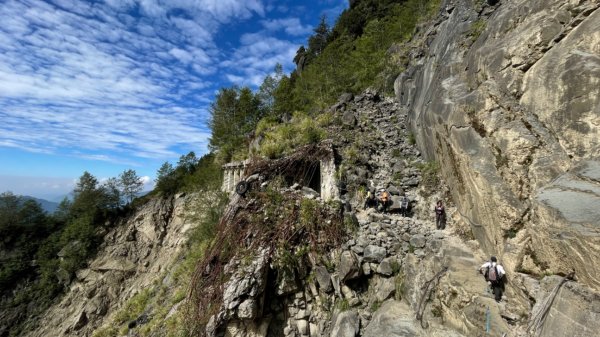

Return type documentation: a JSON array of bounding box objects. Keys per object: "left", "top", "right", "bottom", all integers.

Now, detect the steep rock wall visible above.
[{"left": 395, "top": 0, "right": 600, "bottom": 290}]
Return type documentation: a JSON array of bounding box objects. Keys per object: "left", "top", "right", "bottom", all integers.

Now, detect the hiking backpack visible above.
[{"left": 487, "top": 264, "right": 498, "bottom": 282}]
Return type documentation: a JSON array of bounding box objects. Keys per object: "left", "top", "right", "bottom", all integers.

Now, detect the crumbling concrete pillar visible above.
[{"left": 320, "top": 158, "right": 339, "bottom": 201}]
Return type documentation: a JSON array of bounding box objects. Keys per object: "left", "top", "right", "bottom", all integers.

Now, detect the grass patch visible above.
[
  {"left": 258, "top": 112, "right": 327, "bottom": 159},
  {"left": 394, "top": 272, "right": 405, "bottom": 301},
  {"left": 467, "top": 19, "right": 487, "bottom": 45},
  {"left": 408, "top": 132, "right": 416, "bottom": 145},
  {"left": 417, "top": 161, "right": 441, "bottom": 196},
  {"left": 336, "top": 298, "right": 350, "bottom": 312}
]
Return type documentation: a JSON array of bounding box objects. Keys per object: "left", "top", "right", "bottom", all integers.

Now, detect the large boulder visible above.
[
  {"left": 339, "top": 251, "right": 362, "bottom": 282},
  {"left": 314, "top": 266, "right": 333, "bottom": 293},
  {"left": 364, "top": 301, "right": 466, "bottom": 337},
  {"left": 330, "top": 310, "right": 360, "bottom": 337},
  {"left": 363, "top": 245, "right": 387, "bottom": 263}
]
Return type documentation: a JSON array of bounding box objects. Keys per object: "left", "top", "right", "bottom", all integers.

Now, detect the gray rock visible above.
[
  {"left": 351, "top": 245, "right": 364, "bottom": 254},
  {"left": 375, "top": 277, "right": 396, "bottom": 302},
  {"left": 342, "top": 110, "right": 357, "bottom": 127},
  {"left": 387, "top": 185, "right": 401, "bottom": 195},
  {"left": 237, "top": 298, "right": 258, "bottom": 319},
  {"left": 331, "top": 273, "right": 341, "bottom": 297},
  {"left": 413, "top": 249, "right": 426, "bottom": 258},
  {"left": 339, "top": 92, "right": 354, "bottom": 103},
  {"left": 409, "top": 234, "right": 426, "bottom": 249},
  {"left": 376, "top": 258, "right": 394, "bottom": 276},
  {"left": 427, "top": 239, "right": 443, "bottom": 252},
  {"left": 301, "top": 186, "right": 319, "bottom": 198},
  {"left": 363, "top": 245, "right": 387, "bottom": 263},
  {"left": 364, "top": 301, "right": 466, "bottom": 336},
  {"left": 297, "top": 319, "right": 309, "bottom": 335},
  {"left": 339, "top": 251, "right": 362, "bottom": 282},
  {"left": 72, "top": 312, "right": 88, "bottom": 331},
  {"left": 314, "top": 266, "right": 333, "bottom": 293},
  {"left": 331, "top": 310, "right": 360, "bottom": 337}
]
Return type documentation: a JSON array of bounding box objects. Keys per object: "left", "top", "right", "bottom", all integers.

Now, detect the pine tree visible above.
[
  {"left": 308, "top": 16, "right": 330, "bottom": 57},
  {"left": 119, "top": 169, "right": 143, "bottom": 203}
]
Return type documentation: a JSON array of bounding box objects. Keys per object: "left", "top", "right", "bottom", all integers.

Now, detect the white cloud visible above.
[
  {"left": 0, "top": 0, "right": 267, "bottom": 162},
  {"left": 261, "top": 18, "right": 312, "bottom": 36},
  {"left": 222, "top": 32, "right": 298, "bottom": 87}
]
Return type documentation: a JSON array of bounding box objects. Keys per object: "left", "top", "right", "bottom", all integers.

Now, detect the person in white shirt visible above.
[{"left": 479, "top": 256, "right": 506, "bottom": 302}]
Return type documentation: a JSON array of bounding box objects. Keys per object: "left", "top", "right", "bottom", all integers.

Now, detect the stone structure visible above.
[
  {"left": 222, "top": 160, "right": 249, "bottom": 193},
  {"left": 222, "top": 157, "right": 340, "bottom": 201},
  {"left": 318, "top": 156, "right": 339, "bottom": 201}
]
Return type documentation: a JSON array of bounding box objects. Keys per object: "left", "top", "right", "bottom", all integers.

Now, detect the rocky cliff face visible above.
[
  {"left": 22, "top": 194, "right": 193, "bottom": 337},
  {"left": 394, "top": 0, "right": 600, "bottom": 334}
]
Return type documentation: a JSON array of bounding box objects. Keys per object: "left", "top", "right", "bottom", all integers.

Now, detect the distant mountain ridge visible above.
[{"left": 21, "top": 196, "right": 60, "bottom": 213}]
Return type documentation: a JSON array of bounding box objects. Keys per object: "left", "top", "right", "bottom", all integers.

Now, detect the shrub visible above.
[
  {"left": 418, "top": 161, "right": 441, "bottom": 195},
  {"left": 258, "top": 112, "right": 326, "bottom": 158}
]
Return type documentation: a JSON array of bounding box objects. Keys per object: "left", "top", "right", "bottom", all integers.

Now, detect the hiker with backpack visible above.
[
  {"left": 400, "top": 195, "right": 410, "bottom": 217},
  {"left": 378, "top": 189, "right": 390, "bottom": 213},
  {"left": 364, "top": 189, "right": 376, "bottom": 209},
  {"left": 434, "top": 200, "right": 446, "bottom": 229},
  {"left": 479, "top": 256, "right": 506, "bottom": 302}
]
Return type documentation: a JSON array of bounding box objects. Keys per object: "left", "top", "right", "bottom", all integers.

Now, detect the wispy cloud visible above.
[
  {"left": 0, "top": 0, "right": 347, "bottom": 171},
  {"left": 222, "top": 18, "right": 310, "bottom": 87},
  {"left": 261, "top": 18, "right": 313, "bottom": 36},
  {"left": 0, "top": 0, "right": 264, "bottom": 161}
]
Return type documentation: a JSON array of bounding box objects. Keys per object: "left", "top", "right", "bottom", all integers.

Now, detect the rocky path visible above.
[{"left": 320, "top": 91, "right": 524, "bottom": 337}]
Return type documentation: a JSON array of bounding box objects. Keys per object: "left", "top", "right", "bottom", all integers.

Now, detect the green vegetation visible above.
[
  {"left": 467, "top": 19, "right": 487, "bottom": 45},
  {"left": 114, "top": 289, "right": 152, "bottom": 325},
  {"left": 417, "top": 161, "right": 441, "bottom": 195},
  {"left": 370, "top": 300, "right": 382, "bottom": 312},
  {"left": 258, "top": 112, "right": 328, "bottom": 158},
  {"left": 408, "top": 132, "right": 416, "bottom": 145},
  {"left": 208, "top": 86, "right": 266, "bottom": 163},
  {"left": 336, "top": 298, "right": 351, "bottom": 312},
  {"left": 394, "top": 272, "right": 406, "bottom": 300},
  {"left": 0, "top": 192, "right": 58, "bottom": 292},
  {"left": 206, "top": 0, "right": 442, "bottom": 162},
  {"left": 0, "top": 168, "right": 148, "bottom": 336},
  {"left": 277, "top": 0, "right": 441, "bottom": 111},
  {"left": 154, "top": 152, "right": 223, "bottom": 195}
]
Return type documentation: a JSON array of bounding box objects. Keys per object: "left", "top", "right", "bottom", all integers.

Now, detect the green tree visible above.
[
  {"left": 177, "top": 151, "right": 199, "bottom": 174},
  {"left": 273, "top": 74, "right": 298, "bottom": 117},
  {"left": 208, "top": 86, "right": 263, "bottom": 163},
  {"left": 103, "top": 177, "right": 122, "bottom": 209},
  {"left": 155, "top": 161, "right": 178, "bottom": 194},
  {"left": 119, "top": 169, "right": 144, "bottom": 203},
  {"left": 308, "top": 15, "right": 330, "bottom": 57},
  {"left": 70, "top": 171, "right": 106, "bottom": 217},
  {"left": 0, "top": 192, "right": 20, "bottom": 237},
  {"left": 258, "top": 63, "right": 284, "bottom": 114}
]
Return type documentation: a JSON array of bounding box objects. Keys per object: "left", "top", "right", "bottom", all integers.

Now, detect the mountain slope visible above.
[{"left": 21, "top": 196, "right": 60, "bottom": 213}]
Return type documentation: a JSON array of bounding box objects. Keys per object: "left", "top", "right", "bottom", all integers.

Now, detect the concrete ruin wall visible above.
[
  {"left": 221, "top": 160, "right": 249, "bottom": 193},
  {"left": 319, "top": 157, "right": 339, "bottom": 201},
  {"left": 222, "top": 157, "right": 339, "bottom": 201}
]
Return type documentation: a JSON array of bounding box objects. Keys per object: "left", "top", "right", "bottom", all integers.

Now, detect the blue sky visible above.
[{"left": 0, "top": 0, "right": 347, "bottom": 199}]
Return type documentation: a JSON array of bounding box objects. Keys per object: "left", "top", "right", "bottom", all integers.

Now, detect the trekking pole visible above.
[{"left": 485, "top": 306, "right": 491, "bottom": 335}]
